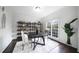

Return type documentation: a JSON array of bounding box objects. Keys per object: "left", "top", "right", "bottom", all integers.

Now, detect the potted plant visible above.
[{"left": 64, "top": 18, "right": 78, "bottom": 44}]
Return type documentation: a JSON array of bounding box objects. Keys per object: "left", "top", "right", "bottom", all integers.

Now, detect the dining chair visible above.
[{"left": 16, "top": 31, "right": 32, "bottom": 51}]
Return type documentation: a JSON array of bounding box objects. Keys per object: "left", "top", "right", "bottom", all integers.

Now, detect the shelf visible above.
[
  {"left": 17, "top": 21, "right": 42, "bottom": 37},
  {"left": 17, "top": 33, "right": 21, "bottom": 35}
]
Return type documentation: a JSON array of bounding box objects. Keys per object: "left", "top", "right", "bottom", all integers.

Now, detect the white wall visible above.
[
  {"left": 77, "top": 7, "right": 79, "bottom": 52},
  {"left": 0, "top": 7, "right": 13, "bottom": 52},
  {"left": 41, "top": 6, "right": 78, "bottom": 48}
]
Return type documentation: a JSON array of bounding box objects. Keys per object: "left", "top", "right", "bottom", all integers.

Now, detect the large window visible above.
[{"left": 46, "top": 20, "right": 58, "bottom": 38}]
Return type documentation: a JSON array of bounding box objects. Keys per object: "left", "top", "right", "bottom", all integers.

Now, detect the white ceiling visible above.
[
  {"left": 5, "top": 6, "right": 65, "bottom": 22},
  {"left": 6, "top": 6, "right": 64, "bottom": 17}
]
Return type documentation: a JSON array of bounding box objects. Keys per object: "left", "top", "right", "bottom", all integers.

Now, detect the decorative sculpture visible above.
[{"left": 1, "top": 6, "right": 6, "bottom": 28}]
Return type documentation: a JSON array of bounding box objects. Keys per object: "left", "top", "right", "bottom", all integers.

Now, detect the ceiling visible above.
[{"left": 6, "top": 6, "right": 64, "bottom": 17}]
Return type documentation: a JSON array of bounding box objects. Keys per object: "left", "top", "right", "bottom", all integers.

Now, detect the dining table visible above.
[{"left": 28, "top": 32, "right": 45, "bottom": 50}]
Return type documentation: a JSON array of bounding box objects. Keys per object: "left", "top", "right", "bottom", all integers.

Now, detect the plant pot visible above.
[{"left": 67, "top": 37, "right": 71, "bottom": 44}]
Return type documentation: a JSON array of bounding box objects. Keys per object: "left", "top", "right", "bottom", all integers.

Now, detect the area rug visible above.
[{"left": 13, "top": 37, "right": 59, "bottom": 53}]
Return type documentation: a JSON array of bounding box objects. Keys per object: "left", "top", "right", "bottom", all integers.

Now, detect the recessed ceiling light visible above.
[{"left": 33, "top": 6, "right": 40, "bottom": 12}]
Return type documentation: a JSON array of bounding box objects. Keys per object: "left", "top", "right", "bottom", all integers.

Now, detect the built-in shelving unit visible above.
[{"left": 17, "top": 21, "right": 42, "bottom": 40}]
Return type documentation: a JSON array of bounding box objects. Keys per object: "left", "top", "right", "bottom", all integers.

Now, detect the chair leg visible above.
[
  {"left": 42, "top": 36, "right": 45, "bottom": 45},
  {"left": 22, "top": 44, "right": 24, "bottom": 50},
  {"left": 29, "top": 40, "right": 32, "bottom": 48}
]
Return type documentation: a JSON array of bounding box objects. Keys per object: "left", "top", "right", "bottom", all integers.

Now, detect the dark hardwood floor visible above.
[
  {"left": 2, "top": 37, "right": 77, "bottom": 53},
  {"left": 49, "top": 37, "right": 77, "bottom": 53},
  {"left": 2, "top": 39, "right": 17, "bottom": 53},
  {"left": 51, "top": 43, "right": 77, "bottom": 53}
]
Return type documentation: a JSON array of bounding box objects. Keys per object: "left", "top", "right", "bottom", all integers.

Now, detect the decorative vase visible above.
[{"left": 67, "top": 36, "right": 71, "bottom": 44}]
